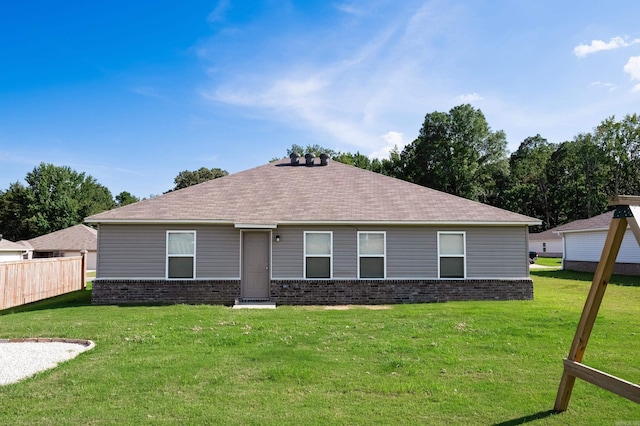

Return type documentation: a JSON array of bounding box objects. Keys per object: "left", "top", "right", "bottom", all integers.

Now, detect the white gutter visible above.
[{"left": 555, "top": 227, "right": 623, "bottom": 235}]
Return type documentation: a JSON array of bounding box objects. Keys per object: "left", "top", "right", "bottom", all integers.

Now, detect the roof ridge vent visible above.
[
  {"left": 289, "top": 152, "right": 301, "bottom": 165},
  {"left": 320, "top": 153, "right": 330, "bottom": 166},
  {"left": 304, "top": 153, "right": 315, "bottom": 166}
]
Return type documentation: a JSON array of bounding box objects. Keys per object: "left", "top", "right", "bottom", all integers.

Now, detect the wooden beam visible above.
[
  {"left": 567, "top": 217, "right": 627, "bottom": 361},
  {"left": 563, "top": 359, "right": 640, "bottom": 404},
  {"left": 554, "top": 216, "right": 628, "bottom": 412},
  {"left": 608, "top": 195, "right": 640, "bottom": 207}
]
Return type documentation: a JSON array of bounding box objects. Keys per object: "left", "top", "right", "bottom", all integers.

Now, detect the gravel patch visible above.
[
  {"left": 0, "top": 339, "right": 94, "bottom": 385},
  {"left": 529, "top": 264, "right": 561, "bottom": 269}
]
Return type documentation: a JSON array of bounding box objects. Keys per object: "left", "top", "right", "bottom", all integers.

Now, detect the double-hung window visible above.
[
  {"left": 358, "top": 231, "right": 385, "bottom": 278},
  {"left": 304, "top": 231, "right": 332, "bottom": 278},
  {"left": 167, "top": 231, "right": 196, "bottom": 279},
  {"left": 438, "top": 231, "right": 465, "bottom": 278}
]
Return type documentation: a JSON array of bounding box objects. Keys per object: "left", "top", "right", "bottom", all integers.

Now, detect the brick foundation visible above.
[
  {"left": 92, "top": 278, "right": 533, "bottom": 306},
  {"left": 564, "top": 260, "right": 640, "bottom": 276},
  {"left": 92, "top": 280, "right": 241, "bottom": 306},
  {"left": 271, "top": 279, "right": 532, "bottom": 305}
]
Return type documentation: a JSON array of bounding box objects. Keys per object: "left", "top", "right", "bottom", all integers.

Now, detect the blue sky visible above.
[{"left": 1, "top": 1, "right": 639, "bottom": 198}]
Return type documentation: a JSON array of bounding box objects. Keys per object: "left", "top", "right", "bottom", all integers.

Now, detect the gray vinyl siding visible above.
[
  {"left": 465, "top": 226, "right": 528, "bottom": 278},
  {"left": 196, "top": 226, "right": 240, "bottom": 277},
  {"left": 333, "top": 228, "right": 357, "bottom": 277},
  {"left": 97, "top": 224, "right": 240, "bottom": 278},
  {"left": 272, "top": 225, "right": 529, "bottom": 279},
  {"left": 98, "top": 223, "right": 529, "bottom": 280},
  {"left": 386, "top": 228, "right": 437, "bottom": 278},
  {"left": 271, "top": 227, "right": 303, "bottom": 278},
  {"left": 272, "top": 226, "right": 357, "bottom": 278},
  {"left": 97, "top": 225, "right": 166, "bottom": 277}
]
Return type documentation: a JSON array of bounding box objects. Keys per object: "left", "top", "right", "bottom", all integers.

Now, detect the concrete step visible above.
[{"left": 232, "top": 302, "right": 276, "bottom": 309}]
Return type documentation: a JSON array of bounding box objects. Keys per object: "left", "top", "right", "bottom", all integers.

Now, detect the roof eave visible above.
[
  {"left": 85, "top": 218, "right": 540, "bottom": 226},
  {"left": 278, "top": 220, "right": 540, "bottom": 226},
  {"left": 84, "top": 219, "right": 236, "bottom": 225},
  {"left": 556, "top": 227, "right": 612, "bottom": 235}
]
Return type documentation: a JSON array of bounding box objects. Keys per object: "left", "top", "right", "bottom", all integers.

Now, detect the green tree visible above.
[
  {"left": 593, "top": 114, "right": 640, "bottom": 196},
  {"left": 504, "top": 135, "right": 556, "bottom": 229},
  {"left": 332, "top": 151, "right": 373, "bottom": 169},
  {"left": 0, "top": 163, "right": 115, "bottom": 240},
  {"left": 0, "top": 182, "right": 31, "bottom": 241},
  {"left": 546, "top": 135, "right": 609, "bottom": 225},
  {"left": 400, "top": 104, "right": 508, "bottom": 201},
  {"left": 115, "top": 191, "right": 140, "bottom": 207},
  {"left": 170, "top": 167, "right": 229, "bottom": 192},
  {"left": 285, "top": 144, "right": 339, "bottom": 158},
  {"left": 378, "top": 146, "right": 405, "bottom": 179}
]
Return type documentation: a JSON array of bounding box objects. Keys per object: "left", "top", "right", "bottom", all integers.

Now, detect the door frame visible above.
[{"left": 240, "top": 230, "right": 272, "bottom": 299}]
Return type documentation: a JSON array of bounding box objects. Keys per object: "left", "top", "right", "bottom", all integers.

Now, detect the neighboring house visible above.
[
  {"left": 22, "top": 224, "right": 98, "bottom": 270},
  {"left": 0, "top": 236, "right": 30, "bottom": 262},
  {"left": 555, "top": 210, "right": 640, "bottom": 275},
  {"left": 86, "top": 154, "right": 541, "bottom": 306},
  {"left": 528, "top": 228, "right": 563, "bottom": 257}
]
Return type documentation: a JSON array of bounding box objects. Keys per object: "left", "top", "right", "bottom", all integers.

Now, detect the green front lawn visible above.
[
  {"left": 535, "top": 257, "right": 563, "bottom": 267},
  {"left": 1, "top": 271, "right": 639, "bottom": 425}
]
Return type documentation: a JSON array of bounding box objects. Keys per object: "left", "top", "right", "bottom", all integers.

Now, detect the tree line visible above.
[
  {"left": 0, "top": 164, "right": 229, "bottom": 241},
  {"left": 1, "top": 104, "right": 638, "bottom": 240},
  {"left": 297, "top": 105, "right": 639, "bottom": 232}
]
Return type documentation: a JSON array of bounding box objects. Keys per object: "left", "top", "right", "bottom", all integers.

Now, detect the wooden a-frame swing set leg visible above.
[{"left": 554, "top": 196, "right": 640, "bottom": 411}]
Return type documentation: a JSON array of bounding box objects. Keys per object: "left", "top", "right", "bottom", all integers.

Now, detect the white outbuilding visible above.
[
  {"left": 0, "top": 236, "right": 29, "bottom": 262},
  {"left": 554, "top": 210, "right": 640, "bottom": 275}
]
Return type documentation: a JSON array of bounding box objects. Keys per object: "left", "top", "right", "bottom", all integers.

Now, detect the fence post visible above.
[{"left": 81, "top": 250, "right": 87, "bottom": 290}]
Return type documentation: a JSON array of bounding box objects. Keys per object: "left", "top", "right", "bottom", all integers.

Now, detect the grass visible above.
[
  {"left": 1, "top": 271, "right": 639, "bottom": 425},
  {"left": 534, "top": 257, "right": 563, "bottom": 267}
]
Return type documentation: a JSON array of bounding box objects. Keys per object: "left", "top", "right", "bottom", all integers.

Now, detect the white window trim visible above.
[
  {"left": 166, "top": 230, "right": 196, "bottom": 280},
  {"left": 303, "top": 231, "right": 333, "bottom": 279},
  {"left": 357, "top": 231, "right": 386, "bottom": 279},
  {"left": 437, "top": 231, "right": 466, "bottom": 279}
]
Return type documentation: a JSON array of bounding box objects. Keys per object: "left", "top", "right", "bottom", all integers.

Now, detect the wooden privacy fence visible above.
[{"left": 0, "top": 255, "right": 85, "bottom": 311}]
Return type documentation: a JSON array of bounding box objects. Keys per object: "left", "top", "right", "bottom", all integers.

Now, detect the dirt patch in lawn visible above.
[{"left": 324, "top": 305, "right": 391, "bottom": 310}]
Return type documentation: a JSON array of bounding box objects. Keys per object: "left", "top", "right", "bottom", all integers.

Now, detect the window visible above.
[
  {"left": 167, "top": 231, "right": 196, "bottom": 279},
  {"left": 358, "top": 231, "right": 385, "bottom": 278},
  {"left": 304, "top": 231, "right": 332, "bottom": 278},
  {"left": 542, "top": 242, "right": 547, "bottom": 253},
  {"left": 438, "top": 232, "right": 465, "bottom": 278}
]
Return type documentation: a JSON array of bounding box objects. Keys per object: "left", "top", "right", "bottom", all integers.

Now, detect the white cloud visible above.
[
  {"left": 590, "top": 81, "right": 616, "bottom": 92},
  {"left": 624, "top": 56, "right": 640, "bottom": 81},
  {"left": 334, "top": 3, "right": 364, "bottom": 15},
  {"left": 633, "top": 84, "right": 640, "bottom": 93},
  {"left": 369, "top": 131, "right": 405, "bottom": 159},
  {"left": 201, "top": 2, "right": 459, "bottom": 153},
  {"left": 457, "top": 92, "right": 483, "bottom": 103},
  {"left": 574, "top": 36, "right": 640, "bottom": 57},
  {"left": 129, "top": 86, "right": 164, "bottom": 99},
  {"left": 208, "top": 0, "right": 230, "bottom": 23}
]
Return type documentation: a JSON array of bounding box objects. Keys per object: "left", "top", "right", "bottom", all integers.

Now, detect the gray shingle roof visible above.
[
  {"left": 26, "top": 224, "right": 97, "bottom": 251},
  {"left": 86, "top": 159, "right": 540, "bottom": 225},
  {"left": 529, "top": 228, "right": 562, "bottom": 241},
  {"left": 553, "top": 210, "right": 615, "bottom": 234},
  {"left": 0, "top": 238, "right": 29, "bottom": 252}
]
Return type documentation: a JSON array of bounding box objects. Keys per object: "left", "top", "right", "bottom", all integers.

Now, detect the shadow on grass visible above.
[
  {"left": 530, "top": 269, "right": 640, "bottom": 287},
  {"left": 493, "top": 409, "right": 558, "bottom": 425},
  {"left": 0, "top": 288, "right": 92, "bottom": 315}
]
